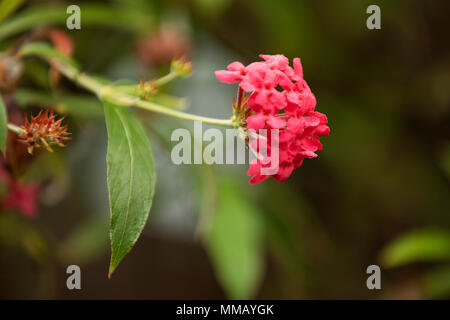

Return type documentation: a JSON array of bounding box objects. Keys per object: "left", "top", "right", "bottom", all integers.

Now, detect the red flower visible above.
[
  {"left": 216, "top": 54, "right": 330, "bottom": 184},
  {"left": 3, "top": 180, "right": 38, "bottom": 218},
  {"left": 0, "top": 166, "right": 38, "bottom": 218}
]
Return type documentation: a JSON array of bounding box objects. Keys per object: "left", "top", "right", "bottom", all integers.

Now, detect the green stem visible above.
[
  {"left": 115, "top": 72, "right": 177, "bottom": 93},
  {"left": 153, "top": 71, "right": 177, "bottom": 87},
  {"left": 7, "top": 123, "right": 25, "bottom": 134},
  {"left": 52, "top": 61, "right": 234, "bottom": 127}
]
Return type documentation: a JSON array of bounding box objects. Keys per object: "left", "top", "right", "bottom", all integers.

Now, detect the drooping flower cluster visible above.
[
  {"left": 215, "top": 54, "right": 330, "bottom": 184},
  {"left": 18, "top": 110, "right": 71, "bottom": 154}
]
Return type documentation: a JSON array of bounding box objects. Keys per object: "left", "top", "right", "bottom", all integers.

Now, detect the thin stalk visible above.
[
  {"left": 115, "top": 71, "right": 177, "bottom": 92},
  {"left": 153, "top": 71, "right": 177, "bottom": 87},
  {"left": 52, "top": 61, "right": 234, "bottom": 127}
]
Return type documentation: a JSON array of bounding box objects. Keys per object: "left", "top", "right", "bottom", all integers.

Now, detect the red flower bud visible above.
[{"left": 18, "top": 110, "right": 71, "bottom": 154}]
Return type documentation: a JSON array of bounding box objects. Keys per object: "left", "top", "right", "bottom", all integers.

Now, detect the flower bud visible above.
[
  {"left": 170, "top": 58, "right": 193, "bottom": 78},
  {"left": 18, "top": 110, "right": 71, "bottom": 154}
]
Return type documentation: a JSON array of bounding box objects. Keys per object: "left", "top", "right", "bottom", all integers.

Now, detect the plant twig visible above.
[{"left": 52, "top": 61, "right": 234, "bottom": 127}]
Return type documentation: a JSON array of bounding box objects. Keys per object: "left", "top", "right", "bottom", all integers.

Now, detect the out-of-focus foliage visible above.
[
  {"left": 0, "top": 0, "right": 449, "bottom": 299},
  {"left": 205, "top": 175, "right": 263, "bottom": 299},
  {"left": 0, "top": 0, "right": 25, "bottom": 24},
  {"left": 0, "top": 3, "right": 154, "bottom": 43},
  {"left": 14, "top": 89, "right": 104, "bottom": 118},
  {"left": 0, "top": 94, "right": 7, "bottom": 152},
  {"left": 59, "top": 213, "right": 108, "bottom": 264},
  {"left": 381, "top": 229, "right": 450, "bottom": 268},
  {"left": 424, "top": 265, "right": 450, "bottom": 299}
]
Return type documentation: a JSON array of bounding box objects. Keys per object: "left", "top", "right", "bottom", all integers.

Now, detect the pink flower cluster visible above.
[{"left": 215, "top": 54, "right": 330, "bottom": 184}]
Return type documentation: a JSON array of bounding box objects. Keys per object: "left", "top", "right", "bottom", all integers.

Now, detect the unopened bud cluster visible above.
[{"left": 18, "top": 110, "right": 71, "bottom": 154}]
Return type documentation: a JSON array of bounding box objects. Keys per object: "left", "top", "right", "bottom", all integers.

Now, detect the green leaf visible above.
[
  {"left": 423, "top": 265, "right": 450, "bottom": 299},
  {"left": 23, "top": 60, "right": 52, "bottom": 89},
  {"left": 381, "top": 228, "right": 450, "bottom": 268},
  {"left": 0, "top": 94, "right": 8, "bottom": 153},
  {"left": 0, "top": 5, "right": 64, "bottom": 42},
  {"left": 205, "top": 176, "right": 264, "bottom": 299},
  {"left": 14, "top": 89, "right": 103, "bottom": 118},
  {"left": 194, "top": 0, "right": 232, "bottom": 17},
  {"left": 0, "top": 0, "right": 26, "bottom": 24},
  {"left": 0, "top": 4, "right": 154, "bottom": 42},
  {"left": 59, "top": 213, "right": 109, "bottom": 264},
  {"left": 104, "top": 101, "right": 156, "bottom": 277},
  {"left": 19, "top": 42, "right": 79, "bottom": 70}
]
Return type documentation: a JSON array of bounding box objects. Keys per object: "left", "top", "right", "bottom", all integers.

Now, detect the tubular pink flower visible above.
[{"left": 214, "top": 61, "right": 247, "bottom": 83}]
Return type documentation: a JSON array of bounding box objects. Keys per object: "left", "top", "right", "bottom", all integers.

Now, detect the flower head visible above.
[
  {"left": 18, "top": 110, "right": 71, "bottom": 154},
  {"left": 215, "top": 54, "right": 330, "bottom": 184}
]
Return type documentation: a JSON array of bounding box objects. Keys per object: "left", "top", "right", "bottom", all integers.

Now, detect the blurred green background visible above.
[{"left": 0, "top": 0, "right": 449, "bottom": 299}]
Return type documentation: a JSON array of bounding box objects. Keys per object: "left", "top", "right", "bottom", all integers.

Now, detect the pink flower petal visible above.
[
  {"left": 266, "top": 115, "right": 286, "bottom": 129},
  {"left": 293, "top": 57, "right": 303, "bottom": 80},
  {"left": 300, "top": 150, "right": 318, "bottom": 158},
  {"left": 247, "top": 114, "right": 267, "bottom": 130},
  {"left": 315, "top": 124, "right": 330, "bottom": 136},
  {"left": 301, "top": 137, "right": 318, "bottom": 152},
  {"left": 227, "top": 61, "right": 245, "bottom": 71},
  {"left": 249, "top": 175, "right": 270, "bottom": 184},
  {"left": 215, "top": 70, "right": 242, "bottom": 83},
  {"left": 273, "top": 164, "right": 294, "bottom": 182},
  {"left": 304, "top": 116, "right": 320, "bottom": 127}
]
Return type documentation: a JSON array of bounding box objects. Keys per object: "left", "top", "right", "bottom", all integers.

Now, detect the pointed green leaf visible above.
[
  {"left": 19, "top": 42, "right": 79, "bottom": 70},
  {"left": 0, "top": 4, "right": 154, "bottom": 42},
  {"left": 0, "top": 94, "right": 8, "bottom": 153},
  {"left": 381, "top": 228, "right": 450, "bottom": 268},
  {"left": 0, "top": 0, "right": 25, "bottom": 24},
  {"left": 104, "top": 101, "right": 156, "bottom": 277},
  {"left": 205, "top": 176, "right": 264, "bottom": 299}
]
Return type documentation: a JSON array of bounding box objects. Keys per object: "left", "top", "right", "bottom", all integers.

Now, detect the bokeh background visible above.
[{"left": 0, "top": 0, "right": 449, "bottom": 299}]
